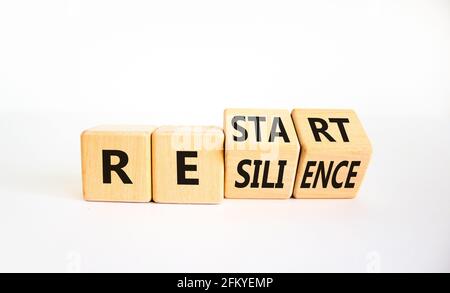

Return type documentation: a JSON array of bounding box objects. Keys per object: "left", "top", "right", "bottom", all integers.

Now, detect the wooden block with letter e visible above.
[
  {"left": 81, "top": 125, "right": 156, "bottom": 202},
  {"left": 224, "top": 109, "right": 300, "bottom": 199},
  {"left": 291, "top": 109, "right": 372, "bottom": 198},
  {"left": 152, "top": 126, "right": 224, "bottom": 204}
]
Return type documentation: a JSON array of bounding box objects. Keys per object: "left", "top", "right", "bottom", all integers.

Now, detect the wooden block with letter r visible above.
[
  {"left": 291, "top": 109, "right": 372, "bottom": 198},
  {"left": 152, "top": 126, "right": 224, "bottom": 204},
  {"left": 224, "top": 109, "right": 300, "bottom": 199},
  {"left": 81, "top": 125, "right": 156, "bottom": 202}
]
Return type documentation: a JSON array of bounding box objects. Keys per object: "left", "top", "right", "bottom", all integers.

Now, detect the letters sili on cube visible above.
[{"left": 223, "top": 109, "right": 300, "bottom": 199}]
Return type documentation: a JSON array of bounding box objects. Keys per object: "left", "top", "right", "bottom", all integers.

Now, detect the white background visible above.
[{"left": 0, "top": 0, "right": 449, "bottom": 272}]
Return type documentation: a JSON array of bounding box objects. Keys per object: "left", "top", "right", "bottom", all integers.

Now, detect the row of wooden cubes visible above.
[{"left": 81, "top": 109, "right": 372, "bottom": 203}]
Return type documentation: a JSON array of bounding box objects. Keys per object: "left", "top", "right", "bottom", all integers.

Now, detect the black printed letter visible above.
[
  {"left": 102, "top": 150, "right": 133, "bottom": 184},
  {"left": 177, "top": 151, "right": 199, "bottom": 185}
]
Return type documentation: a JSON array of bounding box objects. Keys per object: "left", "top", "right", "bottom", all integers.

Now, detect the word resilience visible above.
[{"left": 81, "top": 108, "right": 372, "bottom": 203}]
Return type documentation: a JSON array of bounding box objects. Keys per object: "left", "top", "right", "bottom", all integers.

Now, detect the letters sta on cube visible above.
[{"left": 81, "top": 109, "right": 372, "bottom": 203}]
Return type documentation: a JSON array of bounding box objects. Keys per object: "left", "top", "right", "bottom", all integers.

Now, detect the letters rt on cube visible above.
[
  {"left": 224, "top": 109, "right": 300, "bottom": 199},
  {"left": 291, "top": 109, "right": 372, "bottom": 198}
]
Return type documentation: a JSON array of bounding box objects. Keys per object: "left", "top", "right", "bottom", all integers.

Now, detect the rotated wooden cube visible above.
[
  {"left": 152, "top": 126, "right": 224, "bottom": 204},
  {"left": 291, "top": 109, "right": 372, "bottom": 198},
  {"left": 81, "top": 125, "right": 156, "bottom": 202},
  {"left": 224, "top": 109, "right": 300, "bottom": 199}
]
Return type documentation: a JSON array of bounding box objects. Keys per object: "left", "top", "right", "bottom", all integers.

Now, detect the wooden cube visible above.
[
  {"left": 81, "top": 125, "right": 156, "bottom": 202},
  {"left": 291, "top": 109, "right": 372, "bottom": 198},
  {"left": 152, "top": 126, "right": 224, "bottom": 204},
  {"left": 224, "top": 109, "right": 300, "bottom": 199}
]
